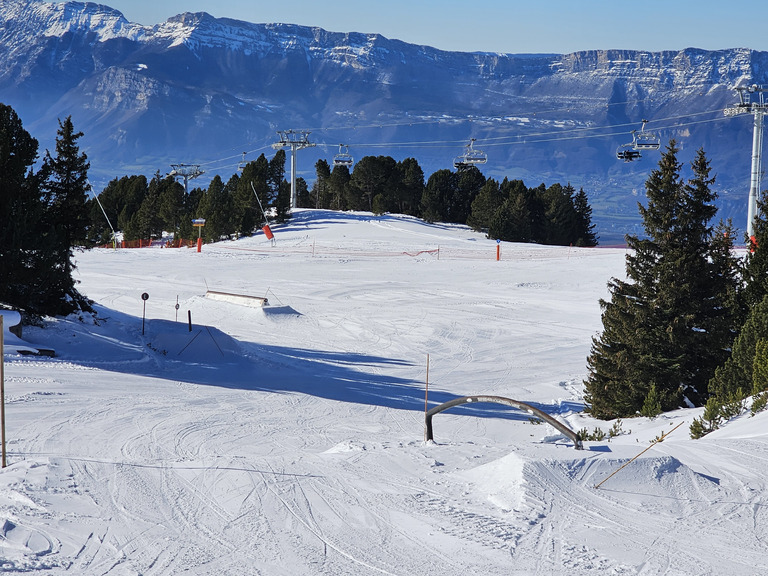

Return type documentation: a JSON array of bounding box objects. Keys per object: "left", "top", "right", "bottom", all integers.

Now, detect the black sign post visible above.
[{"left": 141, "top": 292, "right": 149, "bottom": 335}]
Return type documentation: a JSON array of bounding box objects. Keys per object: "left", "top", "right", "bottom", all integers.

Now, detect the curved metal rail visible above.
[{"left": 425, "top": 395, "right": 583, "bottom": 449}]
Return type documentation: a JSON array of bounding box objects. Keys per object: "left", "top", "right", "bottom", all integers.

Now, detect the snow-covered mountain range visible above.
[{"left": 1, "top": 0, "right": 765, "bottom": 238}]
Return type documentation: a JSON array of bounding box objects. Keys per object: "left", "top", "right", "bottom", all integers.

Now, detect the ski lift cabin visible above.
[
  {"left": 453, "top": 138, "right": 487, "bottom": 170},
  {"left": 333, "top": 144, "right": 354, "bottom": 168}
]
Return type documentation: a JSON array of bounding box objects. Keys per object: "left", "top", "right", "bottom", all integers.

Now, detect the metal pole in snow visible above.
[
  {"left": 424, "top": 354, "right": 430, "bottom": 441},
  {"left": 1, "top": 315, "right": 6, "bottom": 468},
  {"left": 748, "top": 109, "right": 764, "bottom": 238}
]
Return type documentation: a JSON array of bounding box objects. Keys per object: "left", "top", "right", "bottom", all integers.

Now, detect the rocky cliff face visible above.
[{"left": 0, "top": 1, "right": 763, "bottom": 238}]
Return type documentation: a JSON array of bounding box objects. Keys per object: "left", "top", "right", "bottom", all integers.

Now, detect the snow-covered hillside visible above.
[{"left": 1, "top": 210, "right": 766, "bottom": 574}]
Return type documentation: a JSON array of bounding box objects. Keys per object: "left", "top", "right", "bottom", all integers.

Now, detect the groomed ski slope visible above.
[{"left": 1, "top": 209, "right": 766, "bottom": 575}]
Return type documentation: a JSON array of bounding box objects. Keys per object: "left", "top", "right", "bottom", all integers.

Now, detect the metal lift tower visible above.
[
  {"left": 272, "top": 130, "right": 316, "bottom": 209},
  {"left": 725, "top": 85, "right": 768, "bottom": 238},
  {"left": 169, "top": 164, "right": 205, "bottom": 194}
]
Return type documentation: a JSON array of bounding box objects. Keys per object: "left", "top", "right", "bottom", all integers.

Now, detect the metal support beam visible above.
[
  {"left": 169, "top": 163, "right": 205, "bottom": 195},
  {"left": 725, "top": 85, "right": 768, "bottom": 238},
  {"left": 272, "top": 130, "right": 316, "bottom": 209},
  {"left": 425, "top": 394, "right": 583, "bottom": 449}
]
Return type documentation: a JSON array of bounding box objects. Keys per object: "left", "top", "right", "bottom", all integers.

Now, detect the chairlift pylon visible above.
[
  {"left": 453, "top": 138, "right": 487, "bottom": 170},
  {"left": 333, "top": 144, "right": 354, "bottom": 168},
  {"left": 238, "top": 152, "right": 247, "bottom": 172}
]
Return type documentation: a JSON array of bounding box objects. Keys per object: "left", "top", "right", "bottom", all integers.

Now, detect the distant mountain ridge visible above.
[{"left": 0, "top": 0, "right": 764, "bottom": 239}]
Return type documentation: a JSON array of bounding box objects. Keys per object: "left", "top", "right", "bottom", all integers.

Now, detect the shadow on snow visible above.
[{"left": 17, "top": 304, "right": 579, "bottom": 424}]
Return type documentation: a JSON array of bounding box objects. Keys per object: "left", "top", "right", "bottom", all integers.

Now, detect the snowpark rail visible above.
[{"left": 425, "top": 395, "right": 583, "bottom": 449}]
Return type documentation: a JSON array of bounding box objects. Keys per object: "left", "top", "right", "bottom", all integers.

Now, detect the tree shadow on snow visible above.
[{"left": 19, "top": 304, "right": 565, "bottom": 423}]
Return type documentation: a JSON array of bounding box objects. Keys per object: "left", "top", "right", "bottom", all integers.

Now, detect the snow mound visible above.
[
  {"left": 459, "top": 452, "right": 722, "bottom": 518},
  {"left": 458, "top": 452, "right": 526, "bottom": 510}
]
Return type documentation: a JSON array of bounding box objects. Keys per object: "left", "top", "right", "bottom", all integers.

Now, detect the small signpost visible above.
[
  {"left": 141, "top": 292, "right": 149, "bottom": 335},
  {"left": 192, "top": 218, "right": 206, "bottom": 252}
]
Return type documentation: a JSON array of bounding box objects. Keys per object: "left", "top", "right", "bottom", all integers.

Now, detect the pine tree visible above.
[
  {"left": 584, "top": 142, "right": 740, "bottom": 418},
  {"left": 752, "top": 338, "right": 768, "bottom": 394},
  {"left": 41, "top": 116, "right": 91, "bottom": 249},
  {"left": 541, "top": 183, "right": 578, "bottom": 245},
  {"left": 395, "top": 158, "right": 424, "bottom": 216},
  {"left": 467, "top": 178, "right": 503, "bottom": 233},
  {"left": 421, "top": 169, "right": 457, "bottom": 223},
  {"left": 709, "top": 294, "right": 768, "bottom": 400},
  {"left": 156, "top": 177, "right": 185, "bottom": 235},
  {"left": 38, "top": 115, "right": 92, "bottom": 313},
  {"left": 274, "top": 179, "right": 291, "bottom": 223},
  {"left": 489, "top": 193, "right": 532, "bottom": 242},
  {"left": 740, "top": 190, "right": 768, "bottom": 313},
  {"left": 234, "top": 156, "right": 269, "bottom": 236},
  {"left": 311, "top": 159, "right": 332, "bottom": 209},
  {"left": 349, "top": 156, "right": 397, "bottom": 212},
  {"left": 329, "top": 165, "right": 350, "bottom": 211},
  {"left": 0, "top": 104, "right": 47, "bottom": 312},
  {"left": 452, "top": 166, "right": 485, "bottom": 224},
  {"left": 573, "top": 187, "right": 598, "bottom": 246},
  {"left": 197, "top": 175, "right": 234, "bottom": 242}
]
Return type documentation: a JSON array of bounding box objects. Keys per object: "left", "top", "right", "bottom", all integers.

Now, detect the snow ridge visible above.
[{"left": 0, "top": 0, "right": 144, "bottom": 43}]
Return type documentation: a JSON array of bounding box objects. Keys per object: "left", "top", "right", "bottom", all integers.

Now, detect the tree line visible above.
[
  {"left": 87, "top": 152, "right": 292, "bottom": 246},
  {"left": 311, "top": 156, "right": 597, "bottom": 246},
  {"left": 90, "top": 154, "right": 598, "bottom": 249},
  {"left": 583, "top": 140, "right": 768, "bottom": 435}
]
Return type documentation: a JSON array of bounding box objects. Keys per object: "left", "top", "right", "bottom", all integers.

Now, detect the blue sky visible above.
[{"left": 94, "top": 0, "right": 762, "bottom": 54}]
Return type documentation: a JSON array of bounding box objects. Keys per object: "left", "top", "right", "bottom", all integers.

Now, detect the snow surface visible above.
[{"left": 1, "top": 209, "right": 767, "bottom": 574}]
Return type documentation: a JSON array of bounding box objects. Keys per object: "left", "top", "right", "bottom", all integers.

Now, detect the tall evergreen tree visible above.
[
  {"left": 349, "top": 156, "right": 397, "bottom": 211},
  {"left": 1, "top": 107, "right": 91, "bottom": 315},
  {"left": 197, "top": 175, "right": 234, "bottom": 242},
  {"left": 40, "top": 116, "right": 90, "bottom": 286},
  {"left": 41, "top": 116, "right": 91, "bottom": 249},
  {"left": 156, "top": 177, "right": 185, "bottom": 235},
  {"left": 541, "top": 183, "right": 578, "bottom": 245},
  {"left": 312, "top": 159, "right": 332, "bottom": 209},
  {"left": 740, "top": 190, "right": 768, "bottom": 313},
  {"left": 489, "top": 193, "right": 532, "bottom": 242},
  {"left": 395, "top": 158, "right": 424, "bottom": 216},
  {"left": 709, "top": 294, "right": 768, "bottom": 400},
  {"left": 329, "top": 165, "right": 350, "bottom": 211},
  {"left": 467, "top": 178, "right": 503, "bottom": 233},
  {"left": 274, "top": 179, "right": 291, "bottom": 223},
  {"left": 573, "top": 187, "right": 598, "bottom": 246},
  {"left": 0, "top": 104, "right": 46, "bottom": 311},
  {"left": 38, "top": 115, "right": 92, "bottom": 313},
  {"left": 452, "top": 166, "right": 485, "bottom": 224},
  {"left": 421, "top": 169, "right": 457, "bottom": 223},
  {"left": 584, "top": 142, "right": 740, "bottom": 418}
]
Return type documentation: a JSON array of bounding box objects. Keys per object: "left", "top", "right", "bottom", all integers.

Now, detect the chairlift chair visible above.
[
  {"left": 333, "top": 144, "right": 354, "bottom": 168},
  {"left": 632, "top": 120, "right": 660, "bottom": 151},
  {"left": 616, "top": 145, "right": 642, "bottom": 162},
  {"left": 453, "top": 138, "right": 487, "bottom": 170}
]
